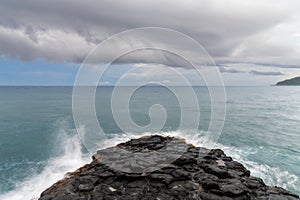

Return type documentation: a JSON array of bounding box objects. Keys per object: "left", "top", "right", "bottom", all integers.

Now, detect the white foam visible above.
[
  {"left": 0, "top": 130, "right": 90, "bottom": 200},
  {"left": 1, "top": 130, "right": 298, "bottom": 199},
  {"left": 215, "top": 143, "right": 299, "bottom": 192},
  {"left": 107, "top": 131, "right": 299, "bottom": 192},
  {"left": 97, "top": 130, "right": 207, "bottom": 149}
]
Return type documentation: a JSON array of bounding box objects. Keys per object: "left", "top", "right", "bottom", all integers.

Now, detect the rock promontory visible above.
[
  {"left": 276, "top": 76, "right": 300, "bottom": 86},
  {"left": 39, "top": 135, "right": 299, "bottom": 200}
]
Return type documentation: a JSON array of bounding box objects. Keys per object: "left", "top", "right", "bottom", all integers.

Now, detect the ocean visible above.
[{"left": 0, "top": 86, "right": 299, "bottom": 199}]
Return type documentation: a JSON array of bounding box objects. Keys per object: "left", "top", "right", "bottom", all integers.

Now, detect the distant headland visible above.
[{"left": 276, "top": 76, "right": 300, "bottom": 86}]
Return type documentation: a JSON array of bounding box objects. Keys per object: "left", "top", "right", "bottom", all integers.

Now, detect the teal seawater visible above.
[{"left": 0, "top": 86, "right": 299, "bottom": 199}]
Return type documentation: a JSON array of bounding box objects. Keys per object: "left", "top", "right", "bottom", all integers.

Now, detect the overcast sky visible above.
[{"left": 1, "top": 0, "right": 300, "bottom": 85}]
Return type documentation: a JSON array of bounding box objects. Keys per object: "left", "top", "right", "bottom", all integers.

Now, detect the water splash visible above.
[
  {"left": 0, "top": 129, "right": 89, "bottom": 200},
  {"left": 1, "top": 130, "right": 298, "bottom": 199},
  {"left": 215, "top": 143, "right": 299, "bottom": 193},
  {"left": 101, "top": 131, "right": 299, "bottom": 193}
]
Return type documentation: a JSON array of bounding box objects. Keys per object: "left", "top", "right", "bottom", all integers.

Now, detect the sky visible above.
[{"left": 1, "top": 0, "right": 300, "bottom": 86}]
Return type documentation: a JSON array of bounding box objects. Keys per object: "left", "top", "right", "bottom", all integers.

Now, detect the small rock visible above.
[
  {"left": 216, "top": 159, "right": 226, "bottom": 167},
  {"left": 108, "top": 186, "right": 117, "bottom": 192}
]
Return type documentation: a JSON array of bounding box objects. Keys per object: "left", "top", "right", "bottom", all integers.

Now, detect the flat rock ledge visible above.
[{"left": 39, "top": 135, "right": 299, "bottom": 200}]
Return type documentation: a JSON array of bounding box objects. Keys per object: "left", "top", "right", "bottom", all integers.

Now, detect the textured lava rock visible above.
[{"left": 39, "top": 135, "right": 299, "bottom": 200}]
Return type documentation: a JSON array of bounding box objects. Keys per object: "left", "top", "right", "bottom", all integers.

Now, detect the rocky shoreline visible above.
[{"left": 39, "top": 135, "right": 299, "bottom": 200}]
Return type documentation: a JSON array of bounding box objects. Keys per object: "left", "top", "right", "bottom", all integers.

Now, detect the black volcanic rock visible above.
[
  {"left": 276, "top": 76, "right": 300, "bottom": 85},
  {"left": 39, "top": 135, "right": 299, "bottom": 200}
]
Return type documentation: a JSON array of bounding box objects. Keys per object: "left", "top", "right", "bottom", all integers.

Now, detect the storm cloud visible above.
[
  {"left": 0, "top": 0, "right": 300, "bottom": 67},
  {"left": 250, "top": 70, "right": 285, "bottom": 76},
  {"left": 219, "top": 66, "right": 245, "bottom": 74}
]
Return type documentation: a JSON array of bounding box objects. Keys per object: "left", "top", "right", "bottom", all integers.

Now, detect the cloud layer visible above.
[{"left": 0, "top": 0, "right": 300, "bottom": 68}]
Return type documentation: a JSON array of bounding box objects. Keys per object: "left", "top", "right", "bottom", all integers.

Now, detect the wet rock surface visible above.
[{"left": 39, "top": 135, "right": 299, "bottom": 200}]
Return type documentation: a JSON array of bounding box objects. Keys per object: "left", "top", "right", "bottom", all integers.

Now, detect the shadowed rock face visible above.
[
  {"left": 276, "top": 76, "right": 300, "bottom": 86},
  {"left": 39, "top": 135, "right": 299, "bottom": 200}
]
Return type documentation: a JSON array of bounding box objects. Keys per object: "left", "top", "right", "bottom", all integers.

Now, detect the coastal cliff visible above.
[
  {"left": 39, "top": 135, "right": 299, "bottom": 200},
  {"left": 276, "top": 76, "right": 300, "bottom": 86}
]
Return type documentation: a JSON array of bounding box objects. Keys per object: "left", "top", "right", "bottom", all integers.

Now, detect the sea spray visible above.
[
  {"left": 1, "top": 130, "right": 298, "bottom": 199},
  {"left": 0, "top": 130, "right": 89, "bottom": 200},
  {"left": 94, "top": 130, "right": 299, "bottom": 193},
  {"left": 39, "top": 135, "right": 300, "bottom": 200},
  {"left": 106, "top": 131, "right": 299, "bottom": 193},
  {"left": 215, "top": 143, "right": 299, "bottom": 193}
]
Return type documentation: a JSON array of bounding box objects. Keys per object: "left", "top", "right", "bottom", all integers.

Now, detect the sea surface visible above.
[{"left": 0, "top": 86, "right": 299, "bottom": 199}]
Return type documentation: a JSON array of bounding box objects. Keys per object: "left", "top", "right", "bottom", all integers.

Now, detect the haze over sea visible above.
[{"left": 0, "top": 86, "right": 299, "bottom": 199}]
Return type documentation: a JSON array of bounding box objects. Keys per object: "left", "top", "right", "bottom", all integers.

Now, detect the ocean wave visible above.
[
  {"left": 111, "top": 131, "right": 299, "bottom": 193},
  {"left": 0, "top": 129, "right": 90, "bottom": 200},
  {"left": 215, "top": 143, "right": 299, "bottom": 193},
  {"left": 1, "top": 130, "right": 298, "bottom": 199}
]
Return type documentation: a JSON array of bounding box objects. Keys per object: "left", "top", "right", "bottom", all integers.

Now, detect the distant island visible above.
[{"left": 276, "top": 76, "right": 300, "bottom": 86}]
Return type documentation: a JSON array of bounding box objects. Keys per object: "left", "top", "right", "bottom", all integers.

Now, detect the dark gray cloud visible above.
[
  {"left": 218, "top": 64, "right": 286, "bottom": 76},
  {"left": 0, "top": 0, "right": 299, "bottom": 67},
  {"left": 219, "top": 66, "right": 245, "bottom": 74},
  {"left": 249, "top": 70, "right": 285, "bottom": 76}
]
